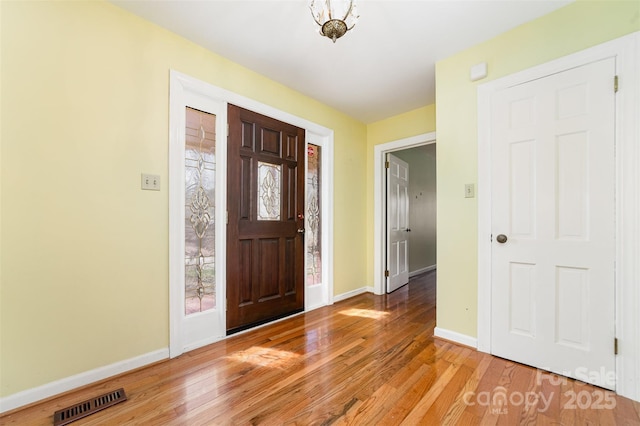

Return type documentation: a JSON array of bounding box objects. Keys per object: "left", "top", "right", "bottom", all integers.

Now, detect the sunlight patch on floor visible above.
[
  {"left": 339, "top": 308, "right": 390, "bottom": 320},
  {"left": 226, "top": 346, "right": 300, "bottom": 369}
]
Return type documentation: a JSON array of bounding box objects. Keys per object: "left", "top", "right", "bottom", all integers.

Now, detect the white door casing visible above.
[
  {"left": 490, "top": 57, "right": 616, "bottom": 389},
  {"left": 386, "top": 153, "right": 410, "bottom": 293}
]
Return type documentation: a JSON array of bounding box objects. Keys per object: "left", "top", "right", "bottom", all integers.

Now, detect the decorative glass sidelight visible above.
[
  {"left": 257, "top": 161, "right": 281, "bottom": 221},
  {"left": 306, "top": 144, "right": 322, "bottom": 286},
  {"left": 185, "top": 107, "right": 216, "bottom": 315}
]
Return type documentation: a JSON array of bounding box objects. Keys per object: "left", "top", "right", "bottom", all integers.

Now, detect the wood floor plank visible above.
[
  {"left": 2, "top": 271, "right": 639, "bottom": 425},
  {"left": 439, "top": 351, "right": 493, "bottom": 424},
  {"left": 399, "top": 345, "right": 469, "bottom": 424},
  {"left": 377, "top": 360, "right": 443, "bottom": 424}
]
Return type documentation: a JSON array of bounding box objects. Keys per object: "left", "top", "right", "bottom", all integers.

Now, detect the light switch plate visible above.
[
  {"left": 141, "top": 173, "right": 160, "bottom": 191},
  {"left": 465, "top": 183, "right": 475, "bottom": 198}
]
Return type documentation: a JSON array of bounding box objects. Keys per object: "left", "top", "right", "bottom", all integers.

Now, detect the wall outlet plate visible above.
[{"left": 141, "top": 173, "right": 160, "bottom": 191}]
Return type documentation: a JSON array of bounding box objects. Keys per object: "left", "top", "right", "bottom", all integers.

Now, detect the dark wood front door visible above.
[{"left": 226, "top": 104, "right": 305, "bottom": 334}]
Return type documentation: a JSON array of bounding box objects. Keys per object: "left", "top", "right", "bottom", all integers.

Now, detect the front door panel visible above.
[{"left": 227, "top": 104, "right": 305, "bottom": 333}]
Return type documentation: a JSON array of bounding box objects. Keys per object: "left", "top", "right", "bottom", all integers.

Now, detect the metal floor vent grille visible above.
[{"left": 53, "top": 388, "right": 127, "bottom": 426}]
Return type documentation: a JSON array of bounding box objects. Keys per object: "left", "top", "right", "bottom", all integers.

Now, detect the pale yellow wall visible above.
[
  {"left": 0, "top": 1, "right": 367, "bottom": 397},
  {"left": 365, "top": 105, "right": 436, "bottom": 285},
  {"left": 436, "top": 0, "right": 640, "bottom": 337},
  {"left": 0, "top": 2, "right": 3, "bottom": 383}
]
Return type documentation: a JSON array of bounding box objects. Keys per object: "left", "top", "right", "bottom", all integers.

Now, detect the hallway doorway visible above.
[{"left": 373, "top": 132, "right": 436, "bottom": 295}]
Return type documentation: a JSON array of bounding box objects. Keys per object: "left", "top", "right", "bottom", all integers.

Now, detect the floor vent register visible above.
[{"left": 53, "top": 388, "right": 127, "bottom": 426}]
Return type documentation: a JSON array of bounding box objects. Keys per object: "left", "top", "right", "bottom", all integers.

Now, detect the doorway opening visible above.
[
  {"left": 373, "top": 132, "right": 436, "bottom": 296},
  {"left": 388, "top": 145, "right": 437, "bottom": 285}
]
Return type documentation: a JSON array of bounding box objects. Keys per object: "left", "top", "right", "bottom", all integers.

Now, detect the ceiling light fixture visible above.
[{"left": 309, "top": 0, "right": 359, "bottom": 43}]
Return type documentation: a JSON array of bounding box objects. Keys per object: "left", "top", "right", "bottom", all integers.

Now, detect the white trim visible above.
[
  {"left": 373, "top": 133, "right": 437, "bottom": 295},
  {"left": 333, "top": 287, "right": 373, "bottom": 303},
  {"left": 323, "top": 137, "right": 335, "bottom": 306},
  {"left": 409, "top": 265, "right": 436, "bottom": 278},
  {"left": 434, "top": 327, "right": 478, "bottom": 349},
  {"left": 615, "top": 32, "right": 640, "bottom": 402},
  {"left": 169, "top": 71, "right": 335, "bottom": 357},
  {"left": 477, "top": 32, "right": 640, "bottom": 401},
  {"left": 0, "top": 349, "right": 169, "bottom": 414},
  {"left": 169, "top": 71, "right": 187, "bottom": 359}
]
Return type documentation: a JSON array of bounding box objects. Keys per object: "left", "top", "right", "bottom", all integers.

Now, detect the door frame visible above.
[
  {"left": 169, "top": 70, "right": 334, "bottom": 357},
  {"left": 373, "top": 132, "right": 436, "bottom": 295},
  {"left": 477, "top": 32, "right": 640, "bottom": 400}
]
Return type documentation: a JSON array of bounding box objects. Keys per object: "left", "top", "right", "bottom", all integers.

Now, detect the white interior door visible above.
[
  {"left": 386, "top": 153, "right": 410, "bottom": 293},
  {"left": 490, "top": 57, "right": 616, "bottom": 389}
]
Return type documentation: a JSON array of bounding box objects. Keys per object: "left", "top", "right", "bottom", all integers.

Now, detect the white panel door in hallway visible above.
[
  {"left": 490, "top": 57, "right": 616, "bottom": 389},
  {"left": 387, "top": 153, "right": 410, "bottom": 293}
]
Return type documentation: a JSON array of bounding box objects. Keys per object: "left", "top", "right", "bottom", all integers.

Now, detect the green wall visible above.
[
  {"left": 435, "top": 0, "right": 640, "bottom": 338},
  {"left": 0, "top": 0, "right": 367, "bottom": 397}
]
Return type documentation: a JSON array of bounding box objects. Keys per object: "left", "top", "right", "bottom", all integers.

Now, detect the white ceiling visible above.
[{"left": 111, "top": 0, "right": 572, "bottom": 123}]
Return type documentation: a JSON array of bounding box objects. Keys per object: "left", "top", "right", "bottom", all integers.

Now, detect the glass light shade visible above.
[{"left": 309, "top": 0, "right": 359, "bottom": 43}]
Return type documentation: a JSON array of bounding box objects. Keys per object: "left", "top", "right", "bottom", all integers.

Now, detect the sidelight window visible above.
[
  {"left": 306, "top": 144, "right": 322, "bottom": 286},
  {"left": 185, "top": 107, "right": 216, "bottom": 315}
]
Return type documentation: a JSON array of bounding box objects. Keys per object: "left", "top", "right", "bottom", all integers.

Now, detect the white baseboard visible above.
[
  {"left": 0, "top": 348, "right": 169, "bottom": 414},
  {"left": 333, "top": 286, "right": 373, "bottom": 303},
  {"left": 409, "top": 265, "right": 436, "bottom": 278},
  {"left": 434, "top": 327, "right": 478, "bottom": 349}
]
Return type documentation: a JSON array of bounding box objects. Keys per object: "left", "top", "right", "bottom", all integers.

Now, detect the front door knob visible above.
[{"left": 496, "top": 234, "right": 508, "bottom": 244}]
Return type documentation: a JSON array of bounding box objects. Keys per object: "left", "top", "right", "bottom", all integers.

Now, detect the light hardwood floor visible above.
[{"left": 2, "top": 271, "right": 639, "bottom": 425}]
